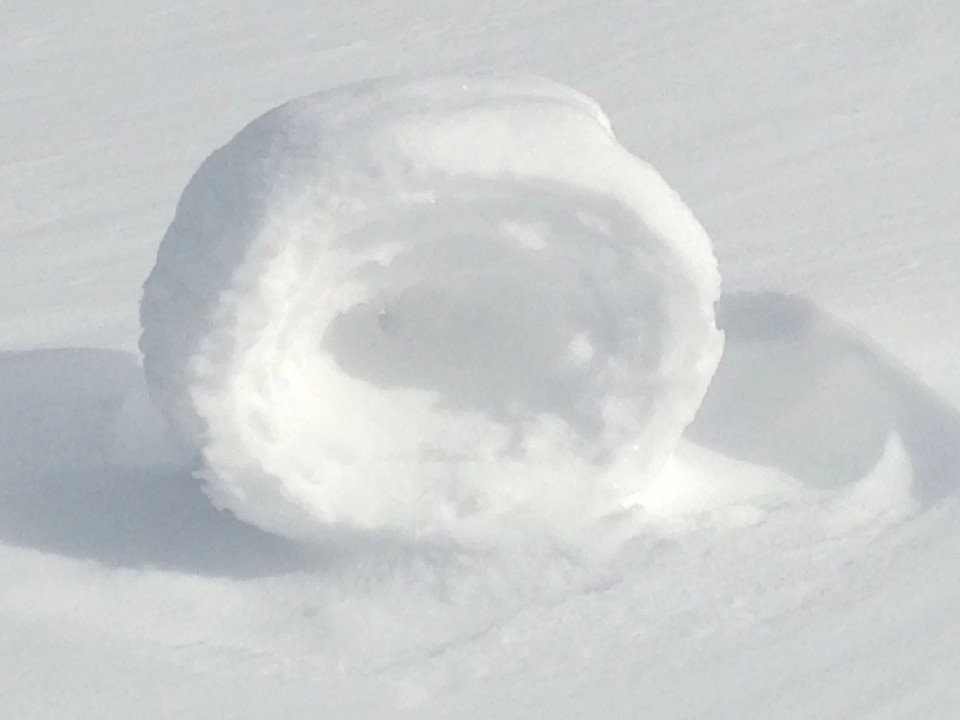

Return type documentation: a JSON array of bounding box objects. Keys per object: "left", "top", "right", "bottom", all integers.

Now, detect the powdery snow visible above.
[
  {"left": 3, "top": 1, "right": 960, "bottom": 717},
  {"left": 140, "top": 75, "right": 723, "bottom": 546}
]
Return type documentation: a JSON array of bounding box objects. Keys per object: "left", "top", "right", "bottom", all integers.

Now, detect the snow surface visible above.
[
  {"left": 2, "top": 0, "right": 960, "bottom": 718},
  {"left": 140, "top": 75, "right": 723, "bottom": 545}
]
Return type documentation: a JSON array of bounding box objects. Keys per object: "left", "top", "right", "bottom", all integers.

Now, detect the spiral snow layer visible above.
[{"left": 140, "top": 76, "right": 723, "bottom": 545}]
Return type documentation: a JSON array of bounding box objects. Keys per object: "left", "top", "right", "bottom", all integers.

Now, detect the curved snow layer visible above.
[
  {"left": 687, "top": 292, "right": 895, "bottom": 488},
  {"left": 686, "top": 291, "right": 960, "bottom": 505},
  {"left": 140, "top": 75, "right": 723, "bottom": 544}
]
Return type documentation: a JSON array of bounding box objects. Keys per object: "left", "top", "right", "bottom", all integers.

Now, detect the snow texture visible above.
[{"left": 140, "top": 75, "right": 723, "bottom": 545}]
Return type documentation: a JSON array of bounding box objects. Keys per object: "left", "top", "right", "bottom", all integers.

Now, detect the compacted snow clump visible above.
[{"left": 140, "top": 75, "right": 723, "bottom": 545}]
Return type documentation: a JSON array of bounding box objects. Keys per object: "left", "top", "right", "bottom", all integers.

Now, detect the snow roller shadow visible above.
[
  {"left": 0, "top": 349, "right": 309, "bottom": 576},
  {"left": 685, "top": 292, "right": 960, "bottom": 503}
]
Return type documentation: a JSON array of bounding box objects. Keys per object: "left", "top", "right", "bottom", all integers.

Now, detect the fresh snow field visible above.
[{"left": 2, "top": 1, "right": 959, "bottom": 718}]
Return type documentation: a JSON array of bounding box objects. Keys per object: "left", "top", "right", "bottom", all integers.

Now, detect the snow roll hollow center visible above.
[{"left": 322, "top": 188, "right": 667, "bottom": 443}]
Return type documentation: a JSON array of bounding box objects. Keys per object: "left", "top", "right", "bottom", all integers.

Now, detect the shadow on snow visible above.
[
  {"left": 686, "top": 291, "right": 960, "bottom": 503},
  {"left": 0, "top": 348, "right": 309, "bottom": 577}
]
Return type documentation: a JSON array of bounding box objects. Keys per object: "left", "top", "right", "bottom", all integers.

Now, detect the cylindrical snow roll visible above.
[{"left": 140, "top": 75, "right": 723, "bottom": 545}]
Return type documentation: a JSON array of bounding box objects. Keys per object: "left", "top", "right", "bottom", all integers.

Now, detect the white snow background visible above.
[{"left": 2, "top": 1, "right": 959, "bottom": 718}]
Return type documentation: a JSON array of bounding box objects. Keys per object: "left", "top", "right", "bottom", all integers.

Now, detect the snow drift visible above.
[{"left": 139, "top": 75, "right": 723, "bottom": 545}]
